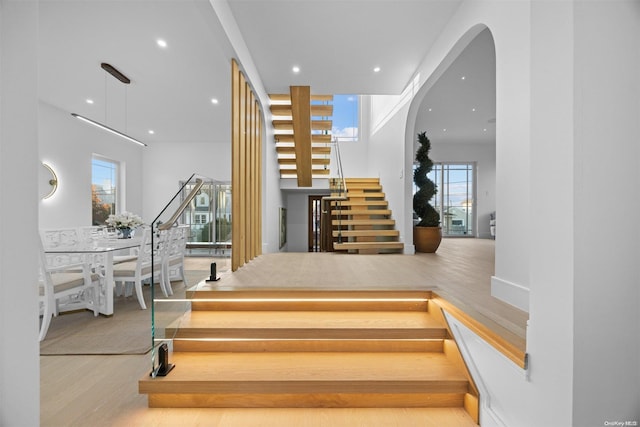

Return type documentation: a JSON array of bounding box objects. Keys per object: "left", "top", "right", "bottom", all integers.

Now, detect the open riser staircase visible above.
[
  {"left": 331, "top": 177, "right": 404, "bottom": 254},
  {"left": 270, "top": 90, "right": 333, "bottom": 186},
  {"left": 138, "top": 290, "right": 479, "bottom": 425}
]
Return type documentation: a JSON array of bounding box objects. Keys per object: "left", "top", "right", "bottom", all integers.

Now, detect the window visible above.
[
  {"left": 180, "top": 180, "right": 231, "bottom": 244},
  {"left": 331, "top": 94, "right": 359, "bottom": 142},
  {"left": 413, "top": 162, "right": 476, "bottom": 237},
  {"left": 92, "top": 156, "right": 118, "bottom": 225}
]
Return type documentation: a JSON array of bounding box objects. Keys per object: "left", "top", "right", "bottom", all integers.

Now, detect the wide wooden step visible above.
[
  {"left": 281, "top": 169, "right": 330, "bottom": 176},
  {"left": 345, "top": 192, "right": 386, "bottom": 199},
  {"left": 189, "top": 290, "right": 431, "bottom": 309},
  {"left": 165, "top": 310, "right": 446, "bottom": 340},
  {"left": 139, "top": 352, "right": 469, "bottom": 408}
]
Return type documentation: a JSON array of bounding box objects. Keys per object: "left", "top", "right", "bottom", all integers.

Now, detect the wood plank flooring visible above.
[{"left": 41, "top": 237, "right": 524, "bottom": 426}]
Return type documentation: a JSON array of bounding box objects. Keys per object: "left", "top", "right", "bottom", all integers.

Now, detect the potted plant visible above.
[{"left": 413, "top": 131, "right": 442, "bottom": 252}]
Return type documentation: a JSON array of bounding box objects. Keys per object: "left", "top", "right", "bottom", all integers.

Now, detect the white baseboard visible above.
[{"left": 491, "top": 276, "right": 529, "bottom": 312}]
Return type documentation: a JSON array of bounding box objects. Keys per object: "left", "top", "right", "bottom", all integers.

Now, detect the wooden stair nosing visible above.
[
  {"left": 167, "top": 328, "right": 446, "bottom": 340},
  {"left": 275, "top": 134, "right": 332, "bottom": 143},
  {"left": 171, "top": 338, "right": 444, "bottom": 353},
  {"left": 331, "top": 219, "right": 396, "bottom": 226},
  {"left": 334, "top": 242, "right": 405, "bottom": 251},
  {"left": 332, "top": 229, "right": 400, "bottom": 237},
  {"left": 330, "top": 200, "right": 389, "bottom": 207},
  {"left": 331, "top": 209, "right": 392, "bottom": 216},
  {"left": 270, "top": 104, "right": 333, "bottom": 117}
]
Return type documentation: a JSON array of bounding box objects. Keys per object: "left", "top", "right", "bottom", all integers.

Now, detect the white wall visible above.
[
  {"left": 0, "top": 1, "right": 40, "bottom": 425},
  {"left": 430, "top": 142, "right": 496, "bottom": 238},
  {"left": 141, "top": 141, "right": 230, "bottom": 222},
  {"left": 570, "top": 2, "right": 640, "bottom": 424},
  {"left": 39, "top": 102, "right": 144, "bottom": 228}
]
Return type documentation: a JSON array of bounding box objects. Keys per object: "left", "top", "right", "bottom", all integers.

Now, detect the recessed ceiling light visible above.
[
  {"left": 86, "top": 99, "right": 94, "bottom": 104},
  {"left": 443, "top": 128, "right": 447, "bottom": 132},
  {"left": 483, "top": 128, "right": 487, "bottom": 132},
  {"left": 292, "top": 66, "right": 300, "bottom": 73},
  {"left": 472, "top": 108, "right": 476, "bottom": 112},
  {"left": 428, "top": 108, "right": 432, "bottom": 112},
  {"left": 211, "top": 98, "right": 219, "bottom": 105},
  {"left": 148, "top": 130, "right": 155, "bottom": 135},
  {"left": 461, "top": 76, "right": 466, "bottom": 80},
  {"left": 373, "top": 66, "right": 381, "bottom": 73},
  {"left": 156, "top": 39, "right": 168, "bottom": 48}
]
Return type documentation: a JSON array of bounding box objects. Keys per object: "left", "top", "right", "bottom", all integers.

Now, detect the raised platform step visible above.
[
  {"left": 188, "top": 290, "right": 430, "bottom": 310},
  {"left": 165, "top": 310, "right": 446, "bottom": 340},
  {"left": 139, "top": 352, "right": 469, "bottom": 408}
]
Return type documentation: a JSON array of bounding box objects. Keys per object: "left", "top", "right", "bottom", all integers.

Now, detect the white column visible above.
[{"left": 0, "top": 1, "right": 40, "bottom": 425}]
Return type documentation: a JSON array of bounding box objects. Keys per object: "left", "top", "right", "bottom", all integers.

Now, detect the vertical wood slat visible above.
[
  {"left": 231, "top": 59, "right": 263, "bottom": 271},
  {"left": 239, "top": 74, "right": 247, "bottom": 267},
  {"left": 290, "top": 86, "right": 313, "bottom": 187},
  {"left": 231, "top": 60, "right": 241, "bottom": 272},
  {"left": 248, "top": 87, "right": 255, "bottom": 261},
  {"left": 257, "top": 105, "right": 263, "bottom": 256}
]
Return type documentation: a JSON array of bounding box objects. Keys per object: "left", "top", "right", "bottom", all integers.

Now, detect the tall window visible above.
[
  {"left": 92, "top": 156, "right": 118, "bottom": 225},
  {"left": 180, "top": 180, "right": 231, "bottom": 244},
  {"left": 331, "top": 94, "right": 359, "bottom": 142},
  {"left": 413, "top": 162, "right": 476, "bottom": 237}
]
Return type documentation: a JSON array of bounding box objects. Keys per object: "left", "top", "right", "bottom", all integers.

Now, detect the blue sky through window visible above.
[{"left": 332, "top": 95, "right": 358, "bottom": 141}]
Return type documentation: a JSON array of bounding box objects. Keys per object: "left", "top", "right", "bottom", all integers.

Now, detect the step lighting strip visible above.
[{"left": 156, "top": 297, "right": 429, "bottom": 303}]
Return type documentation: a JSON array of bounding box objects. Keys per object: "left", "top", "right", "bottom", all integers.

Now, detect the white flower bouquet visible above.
[{"left": 105, "top": 211, "right": 144, "bottom": 230}]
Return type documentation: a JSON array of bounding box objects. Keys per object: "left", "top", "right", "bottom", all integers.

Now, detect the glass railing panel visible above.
[{"left": 149, "top": 173, "right": 231, "bottom": 377}]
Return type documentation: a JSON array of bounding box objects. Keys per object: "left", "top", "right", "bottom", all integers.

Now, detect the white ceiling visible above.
[{"left": 38, "top": 0, "right": 494, "bottom": 147}]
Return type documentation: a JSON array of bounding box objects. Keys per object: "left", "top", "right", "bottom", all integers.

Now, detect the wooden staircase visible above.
[
  {"left": 138, "top": 290, "right": 479, "bottom": 426},
  {"left": 331, "top": 178, "right": 404, "bottom": 254},
  {"left": 270, "top": 90, "right": 333, "bottom": 186}
]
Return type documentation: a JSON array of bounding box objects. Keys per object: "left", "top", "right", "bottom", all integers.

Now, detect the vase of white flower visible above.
[{"left": 105, "top": 212, "right": 144, "bottom": 238}]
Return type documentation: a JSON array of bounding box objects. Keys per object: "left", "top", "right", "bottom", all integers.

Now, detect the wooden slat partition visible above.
[
  {"left": 290, "top": 86, "right": 313, "bottom": 187},
  {"left": 231, "top": 59, "right": 263, "bottom": 272}
]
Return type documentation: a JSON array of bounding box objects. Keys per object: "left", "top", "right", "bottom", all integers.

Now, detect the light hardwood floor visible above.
[{"left": 41, "top": 238, "right": 527, "bottom": 426}]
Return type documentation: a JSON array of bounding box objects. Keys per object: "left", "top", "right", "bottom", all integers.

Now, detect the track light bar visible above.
[{"left": 71, "top": 113, "right": 147, "bottom": 147}]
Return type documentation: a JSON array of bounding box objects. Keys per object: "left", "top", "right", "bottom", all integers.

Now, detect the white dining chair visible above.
[
  {"left": 161, "top": 225, "right": 189, "bottom": 296},
  {"left": 38, "top": 236, "right": 100, "bottom": 341},
  {"left": 112, "top": 227, "right": 166, "bottom": 309}
]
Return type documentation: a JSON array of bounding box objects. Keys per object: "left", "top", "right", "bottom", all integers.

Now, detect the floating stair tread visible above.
[
  {"left": 332, "top": 219, "right": 396, "bottom": 226},
  {"left": 331, "top": 200, "right": 389, "bottom": 207},
  {"left": 276, "top": 146, "right": 331, "bottom": 154},
  {"left": 334, "top": 242, "right": 405, "bottom": 251},
  {"left": 270, "top": 94, "right": 333, "bottom": 102},
  {"left": 331, "top": 209, "right": 392, "bottom": 216},
  {"left": 275, "top": 134, "right": 332, "bottom": 143},
  {"left": 270, "top": 104, "right": 333, "bottom": 117},
  {"left": 139, "top": 352, "right": 468, "bottom": 394},
  {"left": 333, "top": 230, "right": 400, "bottom": 237},
  {"left": 345, "top": 192, "right": 386, "bottom": 198}
]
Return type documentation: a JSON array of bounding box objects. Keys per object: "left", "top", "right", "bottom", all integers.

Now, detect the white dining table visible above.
[{"left": 44, "top": 237, "right": 142, "bottom": 315}]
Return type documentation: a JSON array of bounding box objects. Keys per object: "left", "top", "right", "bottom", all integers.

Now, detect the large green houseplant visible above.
[{"left": 413, "top": 131, "right": 442, "bottom": 252}]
